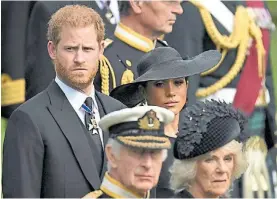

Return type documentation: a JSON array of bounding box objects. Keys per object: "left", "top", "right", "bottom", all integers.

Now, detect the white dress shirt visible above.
[{"left": 55, "top": 77, "right": 104, "bottom": 147}]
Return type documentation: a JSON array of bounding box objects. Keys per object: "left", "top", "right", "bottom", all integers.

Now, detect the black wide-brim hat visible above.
[{"left": 110, "top": 47, "right": 221, "bottom": 107}]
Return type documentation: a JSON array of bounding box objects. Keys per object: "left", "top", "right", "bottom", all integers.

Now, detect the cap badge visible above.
[{"left": 138, "top": 110, "right": 160, "bottom": 130}]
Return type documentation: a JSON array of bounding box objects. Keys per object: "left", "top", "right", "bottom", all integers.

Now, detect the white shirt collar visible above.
[{"left": 55, "top": 76, "right": 98, "bottom": 112}]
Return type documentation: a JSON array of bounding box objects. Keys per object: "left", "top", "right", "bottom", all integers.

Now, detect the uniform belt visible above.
[{"left": 200, "top": 87, "right": 270, "bottom": 107}]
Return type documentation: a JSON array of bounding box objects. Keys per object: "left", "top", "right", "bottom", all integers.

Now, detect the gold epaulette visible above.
[
  {"left": 189, "top": 0, "right": 266, "bottom": 98},
  {"left": 82, "top": 190, "right": 103, "bottom": 198},
  {"left": 99, "top": 54, "right": 116, "bottom": 95},
  {"left": 121, "top": 69, "right": 134, "bottom": 85},
  {"left": 121, "top": 59, "right": 134, "bottom": 85},
  {"left": 104, "top": 38, "right": 113, "bottom": 49},
  {"left": 99, "top": 37, "right": 115, "bottom": 95},
  {"left": 1, "top": 74, "right": 25, "bottom": 106}
]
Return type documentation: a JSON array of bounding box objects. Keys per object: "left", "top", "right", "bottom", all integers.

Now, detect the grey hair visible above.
[
  {"left": 106, "top": 138, "right": 168, "bottom": 172},
  {"left": 170, "top": 140, "right": 248, "bottom": 193},
  {"left": 106, "top": 138, "right": 122, "bottom": 172}
]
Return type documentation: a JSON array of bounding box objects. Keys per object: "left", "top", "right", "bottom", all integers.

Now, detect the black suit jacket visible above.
[{"left": 2, "top": 81, "right": 126, "bottom": 198}]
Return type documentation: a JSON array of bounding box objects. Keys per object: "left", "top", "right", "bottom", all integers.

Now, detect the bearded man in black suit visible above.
[{"left": 2, "top": 5, "right": 125, "bottom": 198}]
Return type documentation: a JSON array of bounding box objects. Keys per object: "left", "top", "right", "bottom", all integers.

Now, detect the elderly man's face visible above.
[
  {"left": 191, "top": 147, "right": 235, "bottom": 198},
  {"left": 112, "top": 146, "right": 165, "bottom": 194},
  {"left": 140, "top": 0, "right": 183, "bottom": 36}
]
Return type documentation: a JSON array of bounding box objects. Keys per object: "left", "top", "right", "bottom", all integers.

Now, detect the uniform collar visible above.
[
  {"left": 114, "top": 23, "right": 157, "bottom": 52},
  {"left": 100, "top": 172, "right": 150, "bottom": 198}
]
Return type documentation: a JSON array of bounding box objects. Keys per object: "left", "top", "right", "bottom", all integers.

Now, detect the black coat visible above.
[{"left": 173, "top": 189, "right": 194, "bottom": 198}]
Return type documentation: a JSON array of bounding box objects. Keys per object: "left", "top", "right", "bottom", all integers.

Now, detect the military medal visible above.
[
  {"left": 81, "top": 103, "right": 99, "bottom": 135},
  {"left": 88, "top": 118, "right": 99, "bottom": 135}
]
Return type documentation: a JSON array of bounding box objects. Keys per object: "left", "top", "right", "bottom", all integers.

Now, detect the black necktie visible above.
[{"left": 84, "top": 97, "right": 103, "bottom": 172}]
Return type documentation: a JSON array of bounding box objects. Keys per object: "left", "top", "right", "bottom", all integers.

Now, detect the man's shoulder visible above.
[
  {"left": 96, "top": 91, "right": 127, "bottom": 110},
  {"left": 7, "top": 91, "right": 49, "bottom": 127},
  {"left": 14, "top": 91, "right": 48, "bottom": 114}
]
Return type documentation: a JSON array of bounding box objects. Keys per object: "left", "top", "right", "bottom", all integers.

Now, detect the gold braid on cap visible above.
[
  {"left": 117, "top": 136, "right": 171, "bottom": 149},
  {"left": 189, "top": 0, "right": 266, "bottom": 98}
]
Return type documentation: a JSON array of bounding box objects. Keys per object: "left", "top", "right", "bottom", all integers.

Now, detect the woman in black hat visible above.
[
  {"left": 170, "top": 100, "right": 248, "bottom": 198},
  {"left": 110, "top": 47, "right": 221, "bottom": 197}
]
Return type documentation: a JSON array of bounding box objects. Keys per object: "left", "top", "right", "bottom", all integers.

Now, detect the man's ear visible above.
[
  {"left": 129, "top": 0, "right": 143, "bottom": 14},
  {"left": 48, "top": 41, "right": 57, "bottom": 60},
  {"left": 99, "top": 40, "right": 105, "bottom": 57},
  {"left": 105, "top": 145, "right": 118, "bottom": 169}
]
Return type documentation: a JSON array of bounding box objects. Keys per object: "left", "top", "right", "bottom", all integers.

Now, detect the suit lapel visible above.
[
  {"left": 95, "top": 92, "right": 109, "bottom": 179},
  {"left": 95, "top": 92, "right": 109, "bottom": 144},
  {"left": 46, "top": 81, "right": 101, "bottom": 189}
]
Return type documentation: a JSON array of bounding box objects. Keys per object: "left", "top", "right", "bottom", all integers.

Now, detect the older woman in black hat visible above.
[
  {"left": 171, "top": 100, "right": 248, "bottom": 198},
  {"left": 110, "top": 47, "right": 221, "bottom": 197}
]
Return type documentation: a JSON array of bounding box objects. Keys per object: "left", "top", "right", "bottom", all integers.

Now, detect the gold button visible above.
[{"left": 126, "top": 60, "right": 132, "bottom": 67}]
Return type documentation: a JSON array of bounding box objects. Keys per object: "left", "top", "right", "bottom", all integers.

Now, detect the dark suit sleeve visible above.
[
  {"left": 265, "top": 53, "right": 277, "bottom": 148},
  {"left": 165, "top": 1, "right": 205, "bottom": 105},
  {"left": 108, "top": 98, "right": 127, "bottom": 111},
  {"left": 2, "top": 110, "right": 44, "bottom": 197}
]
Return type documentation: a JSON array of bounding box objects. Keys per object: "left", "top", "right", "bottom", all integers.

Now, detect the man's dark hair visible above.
[{"left": 119, "top": 1, "right": 131, "bottom": 16}]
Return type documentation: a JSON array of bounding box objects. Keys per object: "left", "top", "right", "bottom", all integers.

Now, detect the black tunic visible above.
[{"left": 173, "top": 189, "right": 194, "bottom": 198}]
